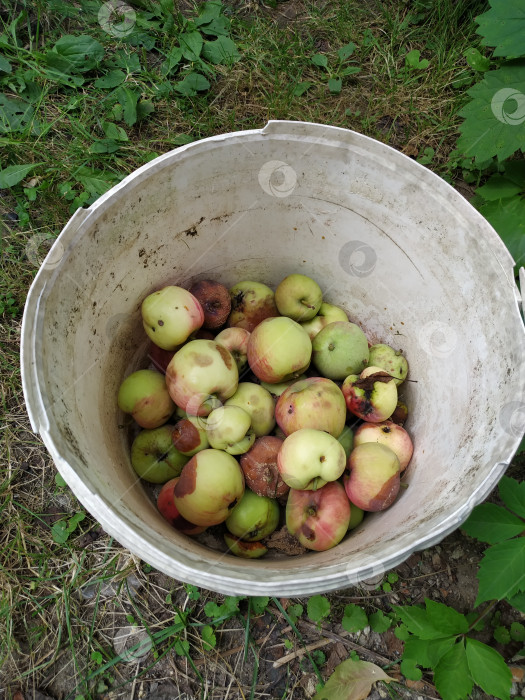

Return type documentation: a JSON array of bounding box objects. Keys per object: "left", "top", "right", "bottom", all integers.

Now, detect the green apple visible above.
[
  {"left": 347, "top": 501, "right": 364, "bottom": 530},
  {"left": 225, "top": 489, "right": 280, "bottom": 541},
  {"left": 131, "top": 426, "right": 189, "bottom": 483},
  {"left": 225, "top": 382, "right": 275, "bottom": 437},
  {"left": 118, "top": 369, "right": 174, "bottom": 428},
  {"left": 301, "top": 302, "right": 349, "bottom": 340},
  {"left": 173, "top": 448, "right": 245, "bottom": 526},
  {"left": 141, "top": 285, "right": 204, "bottom": 351},
  {"left": 275, "top": 273, "right": 323, "bottom": 322},
  {"left": 368, "top": 343, "right": 408, "bottom": 385},
  {"left": 206, "top": 405, "right": 255, "bottom": 455},
  {"left": 247, "top": 316, "right": 312, "bottom": 383},
  {"left": 228, "top": 281, "right": 278, "bottom": 332},
  {"left": 338, "top": 424, "right": 354, "bottom": 458},
  {"left": 312, "top": 321, "right": 369, "bottom": 380},
  {"left": 277, "top": 428, "right": 346, "bottom": 490}
]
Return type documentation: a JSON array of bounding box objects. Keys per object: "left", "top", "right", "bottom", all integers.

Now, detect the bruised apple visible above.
[
  {"left": 225, "top": 382, "right": 275, "bottom": 437},
  {"left": 215, "top": 327, "right": 251, "bottom": 373},
  {"left": 141, "top": 285, "right": 204, "bottom": 350},
  {"left": 368, "top": 343, "right": 408, "bottom": 385},
  {"left": 275, "top": 376, "right": 346, "bottom": 438},
  {"left": 354, "top": 420, "right": 413, "bottom": 471},
  {"left": 286, "top": 481, "right": 351, "bottom": 551},
  {"left": 344, "top": 442, "right": 401, "bottom": 511},
  {"left": 173, "top": 449, "right": 245, "bottom": 526},
  {"left": 172, "top": 416, "right": 209, "bottom": 456},
  {"left": 342, "top": 367, "right": 397, "bottom": 423},
  {"left": 189, "top": 279, "right": 231, "bottom": 329},
  {"left": 247, "top": 316, "right": 312, "bottom": 383},
  {"left": 228, "top": 281, "right": 278, "bottom": 332},
  {"left": 157, "top": 478, "right": 206, "bottom": 534},
  {"left": 224, "top": 533, "right": 268, "bottom": 558},
  {"left": 240, "top": 436, "right": 289, "bottom": 498},
  {"left": 118, "top": 369, "right": 174, "bottom": 428}
]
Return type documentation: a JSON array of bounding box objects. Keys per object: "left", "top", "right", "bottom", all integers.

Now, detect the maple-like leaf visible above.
[
  {"left": 313, "top": 658, "right": 394, "bottom": 700},
  {"left": 476, "top": 0, "right": 525, "bottom": 58}
]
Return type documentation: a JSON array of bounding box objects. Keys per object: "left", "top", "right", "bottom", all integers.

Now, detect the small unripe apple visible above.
[
  {"left": 118, "top": 369, "right": 174, "bottom": 428},
  {"left": 173, "top": 449, "right": 245, "bottom": 526},
  {"left": 275, "top": 376, "right": 346, "bottom": 438},
  {"left": 337, "top": 425, "right": 354, "bottom": 458},
  {"left": 286, "top": 481, "right": 351, "bottom": 551},
  {"left": 141, "top": 285, "right": 204, "bottom": 351},
  {"left": 206, "top": 405, "right": 255, "bottom": 455},
  {"left": 347, "top": 501, "right": 364, "bottom": 530},
  {"left": 342, "top": 367, "right": 398, "bottom": 423},
  {"left": 224, "top": 533, "right": 268, "bottom": 558},
  {"left": 240, "top": 436, "right": 289, "bottom": 498},
  {"left": 225, "top": 382, "right": 275, "bottom": 437},
  {"left": 228, "top": 281, "right": 278, "bottom": 332},
  {"left": 260, "top": 375, "right": 307, "bottom": 398},
  {"left": 354, "top": 420, "right": 413, "bottom": 471},
  {"left": 189, "top": 279, "right": 231, "bottom": 329},
  {"left": 275, "top": 273, "right": 323, "bottom": 322},
  {"left": 247, "top": 316, "right": 312, "bottom": 383},
  {"left": 368, "top": 343, "right": 408, "bottom": 386},
  {"left": 157, "top": 478, "right": 206, "bottom": 534},
  {"left": 172, "top": 416, "right": 209, "bottom": 456},
  {"left": 215, "top": 327, "right": 251, "bottom": 373},
  {"left": 225, "top": 489, "right": 280, "bottom": 541},
  {"left": 312, "top": 321, "right": 369, "bottom": 380},
  {"left": 300, "top": 302, "right": 348, "bottom": 340},
  {"left": 278, "top": 428, "right": 346, "bottom": 490},
  {"left": 131, "top": 425, "right": 188, "bottom": 483},
  {"left": 344, "top": 442, "right": 401, "bottom": 511}
]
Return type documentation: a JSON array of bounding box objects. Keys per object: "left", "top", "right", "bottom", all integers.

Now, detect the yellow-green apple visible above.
[
  {"left": 225, "top": 382, "right": 275, "bottom": 437},
  {"left": 275, "top": 377, "right": 346, "bottom": 437},
  {"left": 173, "top": 449, "right": 245, "bottom": 526},
  {"left": 228, "top": 281, "right": 278, "bottom": 332},
  {"left": 118, "top": 369, "right": 174, "bottom": 428},
  {"left": 225, "top": 489, "right": 280, "bottom": 541},
  {"left": 300, "top": 302, "right": 349, "bottom": 340},
  {"left": 205, "top": 405, "right": 255, "bottom": 455},
  {"left": 338, "top": 424, "right": 354, "bottom": 458},
  {"left": 188, "top": 279, "right": 231, "bottom": 329},
  {"left": 277, "top": 428, "right": 346, "bottom": 490},
  {"left": 260, "top": 375, "right": 307, "bottom": 398},
  {"left": 347, "top": 501, "right": 364, "bottom": 530},
  {"left": 224, "top": 533, "right": 268, "bottom": 558},
  {"left": 247, "top": 316, "right": 312, "bottom": 383},
  {"left": 353, "top": 420, "right": 413, "bottom": 471},
  {"left": 157, "top": 478, "right": 206, "bottom": 534},
  {"left": 141, "top": 285, "right": 204, "bottom": 350},
  {"left": 166, "top": 339, "right": 238, "bottom": 416},
  {"left": 342, "top": 367, "right": 398, "bottom": 422},
  {"left": 130, "top": 425, "right": 188, "bottom": 483},
  {"left": 215, "top": 327, "right": 251, "bottom": 373},
  {"left": 344, "top": 442, "right": 401, "bottom": 511},
  {"left": 312, "top": 321, "right": 369, "bottom": 380},
  {"left": 286, "top": 481, "right": 351, "bottom": 551},
  {"left": 172, "top": 416, "right": 209, "bottom": 456},
  {"left": 240, "top": 436, "right": 289, "bottom": 498},
  {"left": 274, "top": 273, "right": 322, "bottom": 322},
  {"left": 368, "top": 343, "right": 408, "bottom": 385}
]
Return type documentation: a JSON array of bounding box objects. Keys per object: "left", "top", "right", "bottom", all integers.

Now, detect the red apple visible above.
[
  {"left": 344, "top": 442, "right": 401, "bottom": 511},
  {"left": 247, "top": 316, "right": 312, "bottom": 383},
  {"left": 157, "top": 478, "right": 206, "bottom": 534},
  {"left": 148, "top": 342, "right": 176, "bottom": 374},
  {"left": 228, "top": 281, "right": 278, "bottom": 332},
  {"left": 118, "top": 369, "right": 174, "bottom": 428},
  {"left": 354, "top": 420, "right": 413, "bottom": 471},
  {"left": 275, "top": 376, "right": 346, "bottom": 437},
  {"left": 342, "top": 367, "right": 397, "bottom": 423}
]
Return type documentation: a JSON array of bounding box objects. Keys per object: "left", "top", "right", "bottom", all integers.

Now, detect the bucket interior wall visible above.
[{"left": 27, "top": 122, "right": 524, "bottom": 595}]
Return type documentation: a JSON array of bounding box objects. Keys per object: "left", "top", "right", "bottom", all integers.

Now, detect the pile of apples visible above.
[{"left": 117, "top": 274, "right": 413, "bottom": 558}]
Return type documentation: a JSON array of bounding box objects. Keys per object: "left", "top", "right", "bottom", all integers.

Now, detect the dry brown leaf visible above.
[{"left": 312, "top": 658, "right": 394, "bottom": 700}]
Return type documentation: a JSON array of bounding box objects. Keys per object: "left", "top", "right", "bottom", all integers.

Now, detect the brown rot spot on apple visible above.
[
  {"left": 287, "top": 406, "right": 294, "bottom": 414},
  {"left": 227, "top": 498, "right": 239, "bottom": 510},
  {"left": 301, "top": 523, "right": 316, "bottom": 541},
  {"left": 328, "top": 343, "right": 335, "bottom": 351},
  {"left": 193, "top": 353, "right": 213, "bottom": 367},
  {"left": 174, "top": 459, "right": 197, "bottom": 497},
  {"left": 189, "top": 280, "right": 231, "bottom": 329},
  {"left": 172, "top": 420, "right": 200, "bottom": 452},
  {"left": 320, "top": 455, "right": 326, "bottom": 462},
  {"left": 158, "top": 320, "right": 164, "bottom": 326},
  {"left": 381, "top": 426, "right": 392, "bottom": 434},
  {"left": 216, "top": 343, "right": 233, "bottom": 370}
]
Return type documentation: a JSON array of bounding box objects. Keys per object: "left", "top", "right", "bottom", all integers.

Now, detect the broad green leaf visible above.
[
  {"left": 307, "top": 595, "right": 330, "bottom": 623},
  {"left": 394, "top": 605, "right": 445, "bottom": 639},
  {"left": 174, "top": 638, "right": 189, "bottom": 655},
  {"left": 179, "top": 31, "right": 203, "bottom": 61},
  {"left": 160, "top": 47, "right": 183, "bottom": 76},
  {"left": 434, "top": 642, "right": 473, "bottom": 700},
  {"left": 171, "top": 134, "right": 194, "bottom": 146},
  {"left": 51, "top": 520, "right": 70, "bottom": 544},
  {"left": 115, "top": 87, "right": 138, "bottom": 126},
  {"left": 465, "top": 638, "right": 512, "bottom": 700},
  {"left": 340, "top": 66, "right": 361, "bottom": 77},
  {"left": 89, "top": 139, "right": 121, "bottom": 154},
  {"left": 204, "top": 601, "right": 221, "bottom": 618},
  {"left": 328, "top": 78, "right": 343, "bottom": 93},
  {"left": 74, "top": 166, "right": 118, "bottom": 197},
  {"left": 499, "top": 476, "right": 525, "bottom": 518},
  {"left": 461, "top": 503, "right": 525, "bottom": 543},
  {"left": 0, "top": 93, "right": 39, "bottom": 134},
  {"left": 53, "top": 35, "right": 104, "bottom": 72},
  {"left": 405, "top": 49, "right": 429, "bottom": 70},
  {"left": 286, "top": 603, "right": 303, "bottom": 624},
  {"left": 458, "top": 63, "right": 525, "bottom": 163},
  {"left": 94, "top": 70, "right": 126, "bottom": 89},
  {"left": 338, "top": 43, "right": 356, "bottom": 61},
  {"left": 311, "top": 54, "right": 328, "bottom": 69},
  {"left": 511, "top": 622, "right": 525, "bottom": 641},
  {"left": 403, "top": 636, "right": 457, "bottom": 668},
  {"left": 369, "top": 610, "right": 392, "bottom": 633},
  {"left": 476, "top": 174, "right": 523, "bottom": 201},
  {"left": 476, "top": 538, "right": 525, "bottom": 605},
  {"left": 0, "top": 54, "right": 11, "bottom": 73},
  {"left": 400, "top": 658, "right": 422, "bottom": 681},
  {"left": 103, "top": 122, "right": 128, "bottom": 141},
  {"left": 250, "top": 596, "right": 269, "bottom": 615},
  {"left": 125, "top": 31, "right": 156, "bottom": 51},
  {"left": 0, "top": 162, "right": 38, "bottom": 188},
  {"left": 202, "top": 36, "right": 240, "bottom": 65},
  {"left": 312, "top": 658, "right": 394, "bottom": 700},
  {"left": 394, "top": 623, "right": 411, "bottom": 641},
  {"left": 494, "top": 626, "right": 511, "bottom": 644},
  {"left": 293, "top": 81, "right": 313, "bottom": 96},
  {"left": 425, "top": 599, "right": 469, "bottom": 636},
  {"left": 464, "top": 48, "right": 491, "bottom": 72},
  {"left": 200, "top": 16, "right": 230, "bottom": 37},
  {"left": 174, "top": 72, "right": 210, "bottom": 96},
  {"left": 195, "top": 1, "right": 222, "bottom": 26},
  {"left": 479, "top": 195, "right": 525, "bottom": 266},
  {"left": 476, "top": 0, "right": 525, "bottom": 58},
  {"left": 509, "top": 591, "right": 525, "bottom": 612},
  {"left": 201, "top": 624, "right": 216, "bottom": 649},
  {"left": 341, "top": 604, "right": 368, "bottom": 633},
  {"left": 67, "top": 511, "right": 85, "bottom": 531}
]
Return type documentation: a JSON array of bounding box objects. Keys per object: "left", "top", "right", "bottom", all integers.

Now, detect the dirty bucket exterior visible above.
[{"left": 21, "top": 121, "right": 525, "bottom": 596}]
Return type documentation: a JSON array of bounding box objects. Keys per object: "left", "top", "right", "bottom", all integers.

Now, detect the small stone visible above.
[
  {"left": 511, "top": 682, "right": 519, "bottom": 697},
  {"left": 512, "top": 667, "right": 525, "bottom": 683},
  {"left": 451, "top": 546, "right": 463, "bottom": 560}
]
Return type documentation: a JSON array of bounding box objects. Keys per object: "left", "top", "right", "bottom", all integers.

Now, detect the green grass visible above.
[{"left": 3, "top": 0, "right": 522, "bottom": 698}]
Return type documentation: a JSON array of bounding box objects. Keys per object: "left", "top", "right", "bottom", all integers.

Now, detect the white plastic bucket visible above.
[{"left": 21, "top": 121, "right": 525, "bottom": 596}]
